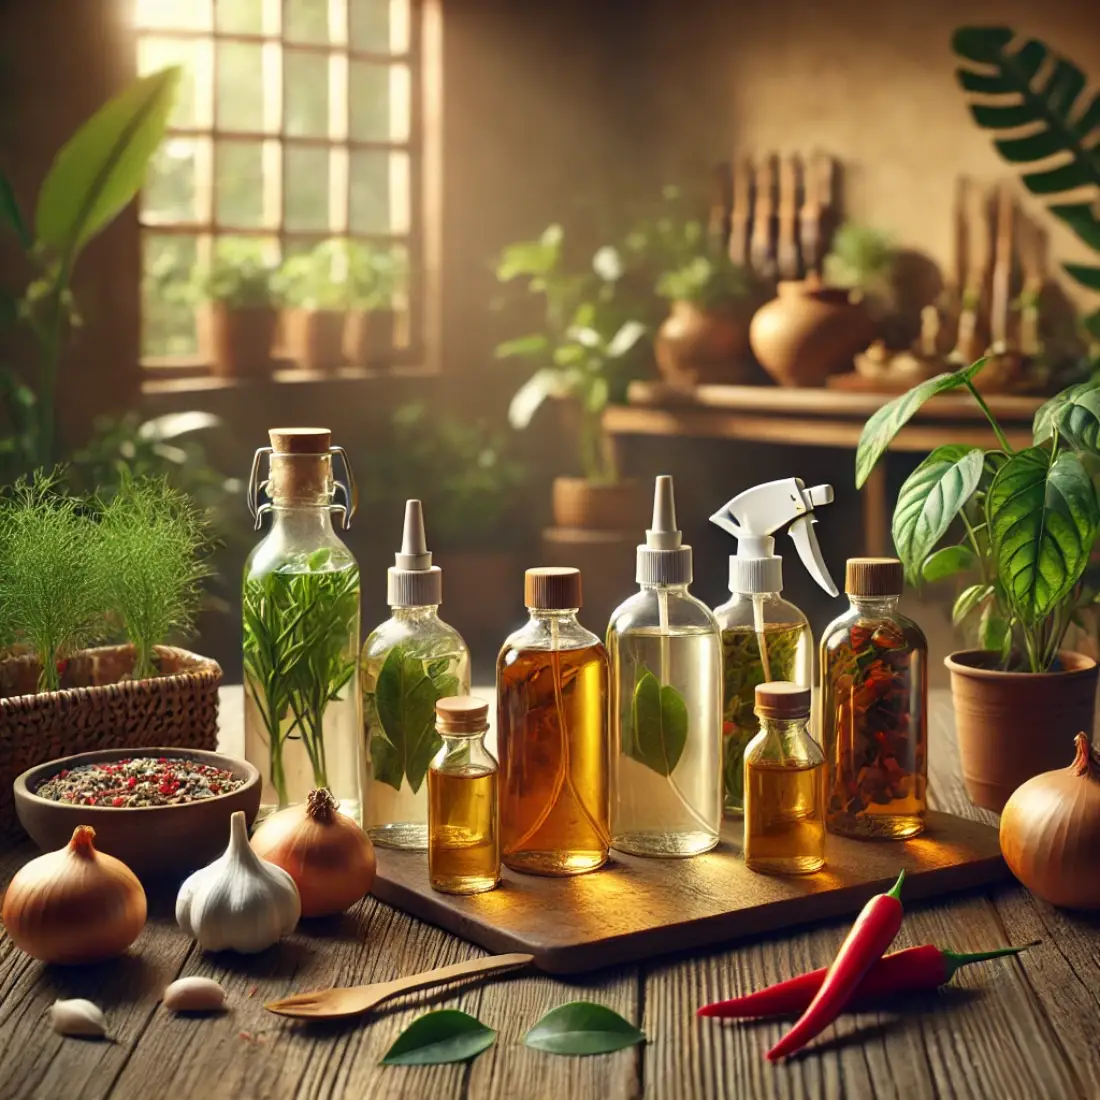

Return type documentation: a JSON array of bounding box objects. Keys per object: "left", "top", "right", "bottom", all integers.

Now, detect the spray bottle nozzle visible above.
[{"left": 807, "top": 484, "right": 834, "bottom": 507}]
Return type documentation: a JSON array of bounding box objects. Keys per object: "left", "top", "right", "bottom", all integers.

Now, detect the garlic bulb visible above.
[
  {"left": 176, "top": 810, "right": 300, "bottom": 953},
  {"left": 51, "top": 998, "right": 107, "bottom": 1038},
  {"left": 163, "top": 976, "right": 228, "bottom": 1013}
]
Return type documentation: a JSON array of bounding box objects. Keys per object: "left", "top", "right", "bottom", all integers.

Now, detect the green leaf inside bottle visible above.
[{"left": 626, "top": 666, "right": 688, "bottom": 777}]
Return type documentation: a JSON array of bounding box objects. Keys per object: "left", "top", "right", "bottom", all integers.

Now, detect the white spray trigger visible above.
[{"left": 789, "top": 514, "right": 839, "bottom": 597}]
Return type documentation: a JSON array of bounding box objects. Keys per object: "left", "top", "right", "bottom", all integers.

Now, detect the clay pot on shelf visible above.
[
  {"left": 655, "top": 300, "right": 755, "bottom": 387},
  {"left": 944, "top": 649, "right": 1098, "bottom": 812},
  {"left": 749, "top": 279, "right": 875, "bottom": 387},
  {"left": 551, "top": 477, "right": 641, "bottom": 532},
  {"left": 200, "top": 303, "right": 279, "bottom": 378},
  {"left": 344, "top": 309, "right": 396, "bottom": 366},
  {"left": 283, "top": 308, "right": 346, "bottom": 371}
]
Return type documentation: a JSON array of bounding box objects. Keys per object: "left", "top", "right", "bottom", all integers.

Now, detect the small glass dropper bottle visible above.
[
  {"left": 428, "top": 696, "right": 500, "bottom": 895},
  {"left": 743, "top": 681, "right": 826, "bottom": 875}
]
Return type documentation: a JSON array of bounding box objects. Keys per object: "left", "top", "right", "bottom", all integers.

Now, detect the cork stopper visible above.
[
  {"left": 435, "top": 695, "right": 490, "bottom": 735},
  {"left": 524, "top": 567, "right": 582, "bottom": 610},
  {"left": 267, "top": 427, "right": 333, "bottom": 503},
  {"left": 269, "top": 427, "right": 332, "bottom": 454},
  {"left": 754, "top": 681, "right": 811, "bottom": 719},
  {"left": 846, "top": 557, "right": 904, "bottom": 597}
]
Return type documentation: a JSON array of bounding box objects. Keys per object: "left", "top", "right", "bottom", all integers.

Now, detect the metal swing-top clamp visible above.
[{"left": 247, "top": 427, "right": 358, "bottom": 532}]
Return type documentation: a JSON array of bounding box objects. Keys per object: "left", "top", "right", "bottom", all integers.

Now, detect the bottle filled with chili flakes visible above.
[{"left": 820, "top": 557, "right": 927, "bottom": 839}]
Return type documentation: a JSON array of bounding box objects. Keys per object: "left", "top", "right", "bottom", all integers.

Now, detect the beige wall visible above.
[{"left": 641, "top": 0, "right": 1100, "bottom": 312}]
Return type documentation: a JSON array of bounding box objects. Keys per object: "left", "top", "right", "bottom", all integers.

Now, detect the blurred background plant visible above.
[{"left": 193, "top": 237, "right": 283, "bottom": 308}]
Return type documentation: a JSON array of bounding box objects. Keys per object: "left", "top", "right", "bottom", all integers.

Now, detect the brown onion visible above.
[
  {"left": 250, "top": 789, "right": 375, "bottom": 917},
  {"left": 2, "top": 826, "right": 147, "bottom": 963},
  {"left": 1000, "top": 733, "right": 1100, "bottom": 910}
]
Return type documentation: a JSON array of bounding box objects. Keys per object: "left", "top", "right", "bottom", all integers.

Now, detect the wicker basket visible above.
[{"left": 0, "top": 644, "right": 222, "bottom": 837}]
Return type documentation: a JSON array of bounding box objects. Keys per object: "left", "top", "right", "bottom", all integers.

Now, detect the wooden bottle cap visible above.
[
  {"left": 754, "top": 681, "right": 810, "bottom": 719},
  {"left": 524, "top": 567, "right": 582, "bottom": 610},
  {"left": 269, "top": 427, "right": 332, "bottom": 454},
  {"left": 846, "top": 557, "right": 904, "bottom": 597},
  {"left": 435, "top": 695, "right": 490, "bottom": 734}
]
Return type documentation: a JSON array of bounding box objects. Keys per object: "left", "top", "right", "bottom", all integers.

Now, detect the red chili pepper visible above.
[
  {"left": 766, "top": 870, "right": 906, "bottom": 1061},
  {"left": 698, "top": 941, "right": 1035, "bottom": 1019}
]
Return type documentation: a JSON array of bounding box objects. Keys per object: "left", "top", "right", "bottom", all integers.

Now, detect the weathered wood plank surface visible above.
[{"left": 0, "top": 689, "right": 1097, "bottom": 1100}]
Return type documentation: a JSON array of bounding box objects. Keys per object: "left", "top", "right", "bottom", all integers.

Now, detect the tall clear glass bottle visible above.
[
  {"left": 362, "top": 500, "right": 470, "bottom": 850},
  {"left": 243, "top": 428, "right": 361, "bottom": 821},
  {"left": 608, "top": 476, "right": 722, "bottom": 857},
  {"left": 821, "top": 557, "right": 927, "bottom": 840},
  {"left": 498, "top": 567, "right": 609, "bottom": 876}
]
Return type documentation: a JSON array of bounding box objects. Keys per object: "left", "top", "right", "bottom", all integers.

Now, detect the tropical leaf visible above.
[
  {"left": 36, "top": 67, "right": 180, "bottom": 271},
  {"left": 855, "top": 360, "right": 985, "bottom": 488},
  {"left": 1033, "top": 378, "right": 1100, "bottom": 443},
  {"left": 1057, "top": 387, "right": 1100, "bottom": 455},
  {"left": 921, "top": 543, "right": 978, "bottom": 583},
  {"left": 987, "top": 448, "right": 1100, "bottom": 624},
  {"left": 892, "top": 445, "right": 984, "bottom": 581},
  {"left": 953, "top": 583, "right": 993, "bottom": 625}
]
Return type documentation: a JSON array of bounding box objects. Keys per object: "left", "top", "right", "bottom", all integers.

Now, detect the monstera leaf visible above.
[{"left": 954, "top": 27, "right": 1100, "bottom": 331}]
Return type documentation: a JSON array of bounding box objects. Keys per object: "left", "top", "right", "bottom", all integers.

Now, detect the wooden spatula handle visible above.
[{"left": 376, "top": 953, "right": 534, "bottom": 999}]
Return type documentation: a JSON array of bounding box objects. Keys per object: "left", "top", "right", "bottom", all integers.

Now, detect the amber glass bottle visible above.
[
  {"left": 498, "top": 568, "right": 609, "bottom": 876},
  {"left": 820, "top": 557, "right": 927, "bottom": 839},
  {"left": 428, "top": 696, "right": 500, "bottom": 895}
]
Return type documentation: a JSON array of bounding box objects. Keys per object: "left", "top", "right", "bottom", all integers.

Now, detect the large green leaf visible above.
[
  {"left": 921, "top": 543, "right": 978, "bottom": 583},
  {"left": 988, "top": 448, "right": 1100, "bottom": 624},
  {"left": 373, "top": 645, "right": 441, "bottom": 795},
  {"left": 524, "top": 1002, "right": 645, "bottom": 1056},
  {"left": 855, "top": 359, "right": 986, "bottom": 488},
  {"left": 627, "top": 668, "right": 688, "bottom": 777},
  {"left": 1033, "top": 378, "right": 1100, "bottom": 443},
  {"left": 892, "top": 445, "right": 984, "bottom": 581},
  {"left": 1057, "top": 387, "right": 1100, "bottom": 455},
  {"left": 953, "top": 28, "right": 1100, "bottom": 295},
  {"left": 36, "top": 67, "right": 180, "bottom": 270},
  {"left": 381, "top": 1010, "right": 496, "bottom": 1066}
]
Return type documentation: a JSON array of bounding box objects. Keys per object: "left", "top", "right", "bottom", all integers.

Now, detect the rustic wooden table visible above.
[{"left": 2, "top": 686, "right": 1098, "bottom": 1100}]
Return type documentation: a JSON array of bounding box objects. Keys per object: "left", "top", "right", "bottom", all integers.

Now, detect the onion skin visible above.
[
  {"left": 250, "top": 789, "right": 376, "bottom": 917},
  {"left": 1, "top": 826, "right": 147, "bottom": 964},
  {"left": 1000, "top": 733, "right": 1100, "bottom": 910}
]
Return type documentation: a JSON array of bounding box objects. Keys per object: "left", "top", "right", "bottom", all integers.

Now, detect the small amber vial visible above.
[
  {"left": 743, "top": 682, "right": 826, "bottom": 875},
  {"left": 427, "top": 696, "right": 500, "bottom": 895}
]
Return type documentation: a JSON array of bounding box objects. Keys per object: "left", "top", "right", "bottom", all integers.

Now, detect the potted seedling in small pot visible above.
[
  {"left": 345, "top": 246, "right": 406, "bottom": 365},
  {"left": 277, "top": 240, "right": 351, "bottom": 371},
  {"left": 856, "top": 358, "right": 1100, "bottom": 811}
]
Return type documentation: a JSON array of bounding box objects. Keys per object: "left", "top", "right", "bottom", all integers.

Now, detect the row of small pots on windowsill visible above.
[
  {"left": 200, "top": 303, "right": 399, "bottom": 377},
  {"left": 655, "top": 278, "right": 874, "bottom": 389}
]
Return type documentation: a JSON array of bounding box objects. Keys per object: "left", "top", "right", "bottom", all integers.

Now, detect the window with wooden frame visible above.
[{"left": 134, "top": 0, "right": 432, "bottom": 372}]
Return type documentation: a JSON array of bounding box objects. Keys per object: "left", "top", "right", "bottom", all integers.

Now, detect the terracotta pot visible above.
[
  {"left": 200, "top": 303, "right": 278, "bottom": 377},
  {"left": 655, "top": 300, "right": 754, "bottom": 386},
  {"left": 749, "top": 279, "right": 875, "bottom": 387},
  {"left": 345, "top": 309, "right": 395, "bottom": 365},
  {"left": 283, "top": 308, "right": 346, "bottom": 370},
  {"left": 551, "top": 477, "right": 641, "bottom": 532},
  {"left": 945, "top": 649, "right": 1098, "bottom": 812},
  {"left": 436, "top": 552, "right": 521, "bottom": 636}
]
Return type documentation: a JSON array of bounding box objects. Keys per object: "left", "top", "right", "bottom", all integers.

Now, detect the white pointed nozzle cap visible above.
[
  {"left": 637, "top": 475, "right": 692, "bottom": 586},
  {"left": 646, "top": 475, "right": 682, "bottom": 551},
  {"left": 395, "top": 499, "right": 431, "bottom": 569},
  {"left": 388, "top": 499, "right": 443, "bottom": 606}
]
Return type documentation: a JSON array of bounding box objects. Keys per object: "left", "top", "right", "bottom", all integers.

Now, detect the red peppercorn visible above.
[
  {"left": 128, "top": 776, "right": 137, "bottom": 788},
  {"left": 112, "top": 798, "right": 124, "bottom": 807}
]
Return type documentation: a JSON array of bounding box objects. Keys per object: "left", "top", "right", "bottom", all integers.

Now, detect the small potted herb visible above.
[
  {"left": 345, "top": 246, "right": 406, "bottom": 366},
  {"left": 196, "top": 240, "right": 282, "bottom": 377},
  {"left": 277, "top": 239, "right": 356, "bottom": 371},
  {"left": 856, "top": 359, "right": 1100, "bottom": 812}
]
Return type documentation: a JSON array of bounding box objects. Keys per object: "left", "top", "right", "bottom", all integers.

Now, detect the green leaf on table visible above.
[
  {"left": 627, "top": 667, "right": 687, "bottom": 777},
  {"left": 524, "top": 1002, "right": 645, "bottom": 1056},
  {"left": 921, "top": 543, "right": 978, "bottom": 584},
  {"left": 988, "top": 448, "right": 1100, "bottom": 625},
  {"left": 855, "top": 359, "right": 986, "bottom": 488},
  {"left": 892, "top": 445, "right": 984, "bottom": 581},
  {"left": 36, "top": 67, "right": 180, "bottom": 270},
  {"left": 0, "top": 171, "right": 30, "bottom": 249},
  {"left": 381, "top": 1010, "right": 496, "bottom": 1066},
  {"left": 953, "top": 584, "right": 993, "bottom": 626}
]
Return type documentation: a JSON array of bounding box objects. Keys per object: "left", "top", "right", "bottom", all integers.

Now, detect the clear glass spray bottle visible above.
[{"left": 608, "top": 475, "right": 722, "bottom": 857}]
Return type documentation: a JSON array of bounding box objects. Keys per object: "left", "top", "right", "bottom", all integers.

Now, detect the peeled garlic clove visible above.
[
  {"left": 163, "top": 976, "right": 228, "bottom": 1013},
  {"left": 50, "top": 998, "right": 107, "bottom": 1038}
]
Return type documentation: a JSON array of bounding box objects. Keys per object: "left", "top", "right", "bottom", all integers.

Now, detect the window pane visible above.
[
  {"left": 143, "top": 233, "right": 198, "bottom": 358},
  {"left": 349, "top": 150, "right": 408, "bottom": 233},
  {"left": 284, "top": 0, "right": 331, "bottom": 43},
  {"left": 136, "top": 0, "right": 212, "bottom": 30},
  {"left": 217, "top": 140, "right": 266, "bottom": 226},
  {"left": 138, "top": 37, "right": 212, "bottom": 128},
  {"left": 284, "top": 146, "right": 331, "bottom": 231},
  {"left": 284, "top": 50, "right": 329, "bottom": 137},
  {"left": 350, "top": 0, "right": 409, "bottom": 53},
  {"left": 217, "top": 40, "right": 264, "bottom": 131},
  {"left": 216, "top": 0, "right": 263, "bottom": 33},
  {"left": 143, "top": 138, "right": 201, "bottom": 223},
  {"left": 350, "top": 61, "right": 409, "bottom": 142}
]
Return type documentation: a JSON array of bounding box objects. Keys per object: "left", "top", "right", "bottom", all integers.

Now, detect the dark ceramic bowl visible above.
[{"left": 14, "top": 747, "right": 260, "bottom": 884}]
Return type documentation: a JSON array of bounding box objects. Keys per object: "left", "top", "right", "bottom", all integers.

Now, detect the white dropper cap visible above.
[
  {"left": 387, "top": 499, "right": 443, "bottom": 607},
  {"left": 637, "top": 475, "right": 692, "bottom": 586}
]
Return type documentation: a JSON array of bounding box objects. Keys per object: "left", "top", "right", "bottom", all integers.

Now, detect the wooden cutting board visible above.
[{"left": 372, "top": 811, "right": 1008, "bottom": 974}]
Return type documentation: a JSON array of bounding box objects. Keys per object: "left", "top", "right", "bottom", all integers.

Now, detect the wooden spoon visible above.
[{"left": 264, "top": 952, "right": 535, "bottom": 1019}]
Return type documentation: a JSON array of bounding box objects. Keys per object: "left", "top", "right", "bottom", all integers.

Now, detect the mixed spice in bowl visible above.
[{"left": 14, "top": 747, "right": 260, "bottom": 883}]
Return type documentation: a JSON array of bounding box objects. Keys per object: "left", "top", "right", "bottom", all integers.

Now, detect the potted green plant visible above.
[
  {"left": 345, "top": 246, "right": 406, "bottom": 365},
  {"left": 275, "top": 239, "right": 352, "bottom": 371},
  {"left": 856, "top": 358, "right": 1100, "bottom": 811},
  {"left": 0, "top": 471, "right": 220, "bottom": 836},
  {"left": 196, "top": 240, "right": 282, "bottom": 377},
  {"left": 495, "top": 224, "right": 647, "bottom": 531}
]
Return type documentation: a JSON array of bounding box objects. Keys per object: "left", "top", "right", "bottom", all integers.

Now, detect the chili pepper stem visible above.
[
  {"left": 941, "top": 940, "right": 1039, "bottom": 980},
  {"left": 886, "top": 869, "right": 905, "bottom": 899}
]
